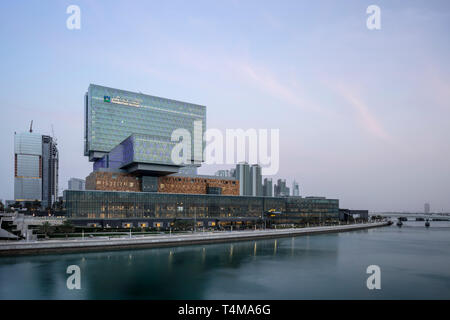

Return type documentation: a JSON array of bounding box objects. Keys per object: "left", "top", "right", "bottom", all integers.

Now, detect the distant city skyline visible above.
[{"left": 1, "top": 1, "right": 449, "bottom": 212}]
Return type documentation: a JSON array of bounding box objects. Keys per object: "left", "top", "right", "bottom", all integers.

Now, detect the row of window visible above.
[{"left": 64, "top": 191, "right": 339, "bottom": 219}]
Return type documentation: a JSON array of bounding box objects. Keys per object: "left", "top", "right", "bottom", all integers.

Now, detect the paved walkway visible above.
[{"left": 0, "top": 222, "right": 389, "bottom": 256}]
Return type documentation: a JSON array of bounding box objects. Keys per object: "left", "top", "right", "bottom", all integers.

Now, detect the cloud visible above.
[
  {"left": 121, "top": 39, "right": 390, "bottom": 141},
  {"left": 424, "top": 66, "right": 450, "bottom": 111},
  {"left": 236, "top": 62, "right": 331, "bottom": 116},
  {"left": 333, "top": 83, "right": 390, "bottom": 141}
]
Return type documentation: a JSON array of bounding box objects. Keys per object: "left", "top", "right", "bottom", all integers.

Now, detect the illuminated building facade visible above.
[
  {"left": 64, "top": 190, "right": 339, "bottom": 227},
  {"left": 85, "top": 171, "right": 239, "bottom": 196}
]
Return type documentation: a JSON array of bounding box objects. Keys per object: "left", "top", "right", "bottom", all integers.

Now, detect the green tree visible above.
[
  {"left": 173, "top": 219, "right": 194, "bottom": 231},
  {"left": 57, "top": 220, "right": 75, "bottom": 234},
  {"left": 41, "top": 222, "right": 52, "bottom": 237},
  {"left": 62, "top": 220, "right": 74, "bottom": 227}
]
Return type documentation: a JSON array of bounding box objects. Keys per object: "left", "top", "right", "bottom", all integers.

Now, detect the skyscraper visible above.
[
  {"left": 274, "top": 179, "right": 290, "bottom": 197},
  {"left": 14, "top": 130, "right": 59, "bottom": 208},
  {"left": 263, "top": 178, "right": 273, "bottom": 197},
  {"left": 41, "top": 135, "right": 59, "bottom": 209},
  {"left": 84, "top": 84, "right": 206, "bottom": 168},
  {"left": 235, "top": 162, "right": 251, "bottom": 195},
  {"left": 251, "top": 164, "right": 262, "bottom": 196},
  {"left": 14, "top": 132, "right": 43, "bottom": 203},
  {"left": 292, "top": 180, "right": 300, "bottom": 196},
  {"left": 68, "top": 178, "right": 85, "bottom": 191}
]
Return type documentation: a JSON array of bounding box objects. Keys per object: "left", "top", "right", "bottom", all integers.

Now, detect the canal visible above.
[{"left": 1, "top": 221, "right": 449, "bottom": 299}]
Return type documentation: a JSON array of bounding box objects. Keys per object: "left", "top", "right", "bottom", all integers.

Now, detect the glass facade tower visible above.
[
  {"left": 14, "top": 132, "right": 58, "bottom": 207},
  {"left": 14, "top": 132, "right": 42, "bottom": 202},
  {"left": 84, "top": 84, "right": 206, "bottom": 164},
  {"left": 41, "top": 135, "right": 59, "bottom": 208},
  {"left": 263, "top": 178, "right": 273, "bottom": 197},
  {"left": 251, "top": 164, "right": 263, "bottom": 196},
  {"left": 236, "top": 162, "right": 251, "bottom": 196}
]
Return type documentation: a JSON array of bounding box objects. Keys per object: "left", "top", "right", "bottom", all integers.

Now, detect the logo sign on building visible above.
[
  {"left": 110, "top": 96, "right": 141, "bottom": 107},
  {"left": 104, "top": 96, "right": 111, "bottom": 103}
]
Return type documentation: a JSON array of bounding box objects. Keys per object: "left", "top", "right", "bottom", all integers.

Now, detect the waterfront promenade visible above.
[{"left": 0, "top": 221, "right": 389, "bottom": 256}]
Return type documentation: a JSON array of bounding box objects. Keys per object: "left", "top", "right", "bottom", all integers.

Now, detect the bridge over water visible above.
[{"left": 371, "top": 213, "right": 450, "bottom": 221}]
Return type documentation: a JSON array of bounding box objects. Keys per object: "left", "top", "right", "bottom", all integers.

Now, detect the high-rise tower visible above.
[
  {"left": 251, "top": 164, "right": 262, "bottom": 196},
  {"left": 14, "top": 129, "right": 59, "bottom": 208},
  {"left": 235, "top": 162, "right": 251, "bottom": 196}
]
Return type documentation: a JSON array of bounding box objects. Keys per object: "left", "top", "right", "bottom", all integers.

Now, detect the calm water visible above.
[{"left": 1, "top": 221, "right": 450, "bottom": 299}]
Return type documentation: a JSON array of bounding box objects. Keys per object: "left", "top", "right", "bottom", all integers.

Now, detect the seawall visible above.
[{"left": 0, "top": 222, "right": 389, "bottom": 256}]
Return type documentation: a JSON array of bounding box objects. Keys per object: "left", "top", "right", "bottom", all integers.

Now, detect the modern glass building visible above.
[
  {"left": 251, "top": 164, "right": 262, "bottom": 196},
  {"left": 84, "top": 84, "right": 206, "bottom": 165},
  {"left": 263, "top": 178, "right": 273, "bottom": 197},
  {"left": 68, "top": 178, "right": 86, "bottom": 191},
  {"left": 93, "top": 133, "right": 180, "bottom": 175},
  {"left": 292, "top": 180, "right": 300, "bottom": 196},
  {"left": 235, "top": 162, "right": 251, "bottom": 196},
  {"left": 64, "top": 190, "right": 339, "bottom": 226},
  {"left": 274, "top": 179, "right": 290, "bottom": 197},
  {"left": 41, "top": 135, "right": 59, "bottom": 208},
  {"left": 14, "top": 132, "right": 43, "bottom": 202},
  {"left": 285, "top": 196, "right": 339, "bottom": 216},
  {"left": 64, "top": 190, "right": 285, "bottom": 220},
  {"left": 14, "top": 132, "right": 59, "bottom": 207}
]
